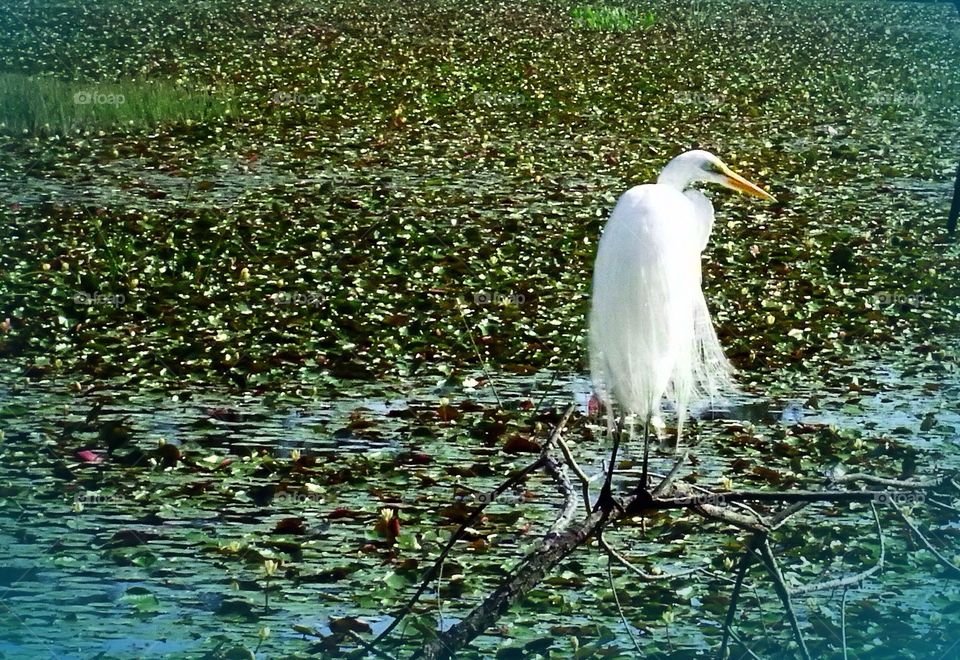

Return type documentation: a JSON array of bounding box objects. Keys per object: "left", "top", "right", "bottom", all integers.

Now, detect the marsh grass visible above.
[
  {"left": 570, "top": 4, "right": 655, "bottom": 30},
  {"left": 0, "top": 74, "right": 237, "bottom": 136}
]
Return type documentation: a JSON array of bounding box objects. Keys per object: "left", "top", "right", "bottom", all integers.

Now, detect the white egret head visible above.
[{"left": 657, "top": 149, "right": 776, "bottom": 201}]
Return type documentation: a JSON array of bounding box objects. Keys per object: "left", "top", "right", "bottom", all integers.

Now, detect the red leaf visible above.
[{"left": 75, "top": 450, "right": 104, "bottom": 464}]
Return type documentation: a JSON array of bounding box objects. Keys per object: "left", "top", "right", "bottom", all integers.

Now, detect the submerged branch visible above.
[
  {"left": 892, "top": 501, "right": 960, "bottom": 578},
  {"left": 792, "top": 503, "right": 885, "bottom": 595},
  {"left": 757, "top": 538, "right": 811, "bottom": 660},
  {"left": 391, "top": 408, "right": 956, "bottom": 658}
]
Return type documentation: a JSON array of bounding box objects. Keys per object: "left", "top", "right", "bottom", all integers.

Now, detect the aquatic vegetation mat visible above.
[{"left": 0, "top": 0, "right": 956, "bottom": 393}]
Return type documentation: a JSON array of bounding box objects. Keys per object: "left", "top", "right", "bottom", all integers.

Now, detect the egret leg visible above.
[
  {"left": 624, "top": 414, "right": 656, "bottom": 516},
  {"left": 640, "top": 413, "right": 651, "bottom": 491},
  {"left": 595, "top": 415, "right": 625, "bottom": 513}
]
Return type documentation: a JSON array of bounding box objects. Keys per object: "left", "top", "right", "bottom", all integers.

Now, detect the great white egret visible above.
[{"left": 589, "top": 149, "right": 775, "bottom": 509}]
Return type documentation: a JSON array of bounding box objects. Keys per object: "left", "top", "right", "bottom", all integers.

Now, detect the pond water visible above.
[{"left": 0, "top": 345, "right": 957, "bottom": 658}]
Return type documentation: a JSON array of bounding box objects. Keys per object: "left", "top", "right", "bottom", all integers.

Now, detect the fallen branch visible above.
[
  {"left": 416, "top": 508, "right": 608, "bottom": 659},
  {"left": 359, "top": 408, "right": 959, "bottom": 658},
  {"left": 373, "top": 405, "right": 576, "bottom": 647}
]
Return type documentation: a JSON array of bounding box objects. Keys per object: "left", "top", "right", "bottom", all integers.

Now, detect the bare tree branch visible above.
[
  {"left": 720, "top": 533, "right": 763, "bottom": 658},
  {"left": 652, "top": 451, "right": 688, "bottom": 497},
  {"left": 555, "top": 434, "right": 592, "bottom": 516},
  {"left": 386, "top": 409, "right": 957, "bottom": 659}
]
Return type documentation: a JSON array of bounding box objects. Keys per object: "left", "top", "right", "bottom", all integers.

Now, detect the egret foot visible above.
[
  {"left": 624, "top": 485, "right": 655, "bottom": 517},
  {"left": 593, "top": 482, "right": 623, "bottom": 514}
]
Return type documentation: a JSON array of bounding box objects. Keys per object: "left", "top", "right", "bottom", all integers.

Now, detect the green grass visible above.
[
  {"left": 570, "top": 4, "right": 655, "bottom": 30},
  {"left": 0, "top": 74, "right": 236, "bottom": 136}
]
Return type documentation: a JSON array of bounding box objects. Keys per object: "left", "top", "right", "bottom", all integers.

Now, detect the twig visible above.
[
  {"left": 751, "top": 580, "right": 771, "bottom": 640},
  {"left": 347, "top": 630, "right": 397, "bottom": 660},
  {"left": 544, "top": 456, "right": 578, "bottom": 537},
  {"left": 891, "top": 501, "right": 960, "bottom": 578},
  {"left": 455, "top": 300, "right": 502, "bottom": 409},
  {"left": 436, "top": 558, "right": 444, "bottom": 633},
  {"left": 726, "top": 628, "right": 765, "bottom": 660},
  {"left": 770, "top": 501, "right": 814, "bottom": 530},
  {"left": 832, "top": 472, "right": 950, "bottom": 490},
  {"left": 691, "top": 500, "right": 770, "bottom": 533},
  {"left": 652, "top": 451, "right": 688, "bottom": 497},
  {"left": 720, "top": 533, "right": 762, "bottom": 659},
  {"left": 530, "top": 369, "right": 559, "bottom": 418},
  {"left": 599, "top": 534, "right": 706, "bottom": 582},
  {"left": 757, "top": 539, "right": 811, "bottom": 660},
  {"left": 607, "top": 550, "right": 642, "bottom": 653},
  {"left": 927, "top": 496, "right": 960, "bottom": 514},
  {"left": 542, "top": 404, "right": 577, "bottom": 453},
  {"left": 655, "top": 489, "right": 922, "bottom": 507},
  {"left": 840, "top": 586, "right": 849, "bottom": 660}
]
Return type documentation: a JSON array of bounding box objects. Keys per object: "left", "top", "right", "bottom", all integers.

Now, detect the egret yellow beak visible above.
[{"left": 720, "top": 166, "right": 776, "bottom": 202}]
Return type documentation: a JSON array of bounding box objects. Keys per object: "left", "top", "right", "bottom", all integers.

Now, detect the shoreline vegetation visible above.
[{"left": 0, "top": 73, "right": 236, "bottom": 136}]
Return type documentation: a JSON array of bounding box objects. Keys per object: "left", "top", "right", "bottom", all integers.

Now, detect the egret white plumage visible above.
[{"left": 589, "top": 149, "right": 775, "bottom": 509}]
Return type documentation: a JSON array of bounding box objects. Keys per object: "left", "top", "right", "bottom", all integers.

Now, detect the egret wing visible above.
[{"left": 589, "top": 185, "right": 700, "bottom": 423}]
